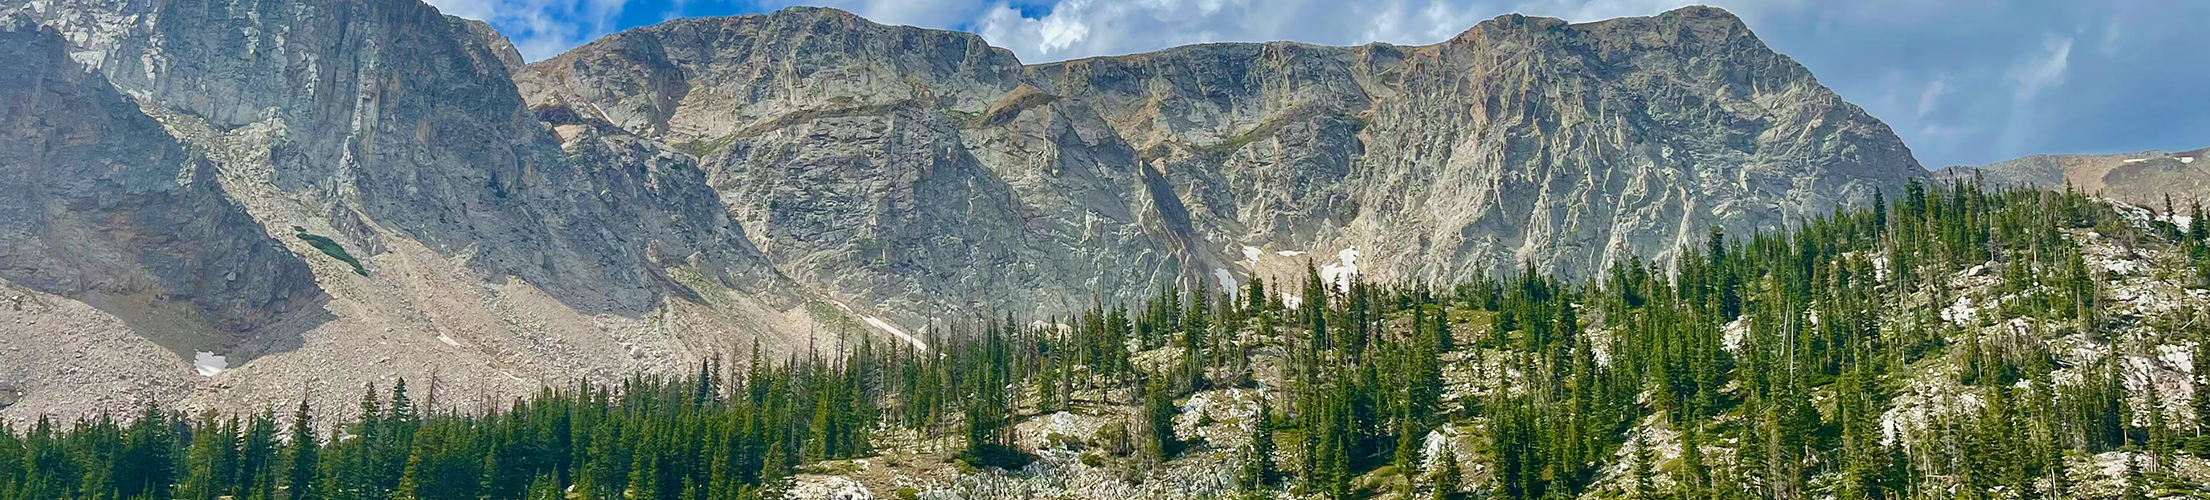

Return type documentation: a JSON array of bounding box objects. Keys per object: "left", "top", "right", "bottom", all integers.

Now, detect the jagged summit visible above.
[
  {"left": 3, "top": 0, "right": 1918, "bottom": 422},
  {"left": 517, "top": 1, "right": 1921, "bottom": 326}
]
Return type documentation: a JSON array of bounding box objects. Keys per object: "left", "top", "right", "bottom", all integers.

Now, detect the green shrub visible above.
[
  {"left": 1044, "top": 432, "right": 1085, "bottom": 450},
  {"left": 957, "top": 444, "right": 1034, "bottom": 472}
]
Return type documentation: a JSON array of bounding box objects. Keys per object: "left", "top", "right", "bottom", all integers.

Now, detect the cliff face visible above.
[
  {"left": 0, "top": 0, "right": 1922, "bottom": 419},
  {"left": 0, "top": 18, "right": 323, "bottom": 354},
  {"left": 0, "top": 0, "right": 817, "bottom": 422},
  {"left": 12, "top": 0, "right": 794, "bottom": 315},
  {"left": 519, "top": 6, "right": 1925, "bottom": 322}
]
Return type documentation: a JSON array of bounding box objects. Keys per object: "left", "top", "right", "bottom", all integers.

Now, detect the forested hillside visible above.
[{"left": 6, "top": 180, "right": 2210, "bottom": 499}]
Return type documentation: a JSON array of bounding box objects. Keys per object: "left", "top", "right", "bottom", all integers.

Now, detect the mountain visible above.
[
  {"left": 0, "top": 0, "right": 1919, "bottom": 421},
  {"left": 1936, "top": 147, "right": 2210, "bottom": 205},
  {"left": 517, "top": 5, "right": 1925, "bottom": 324},
  {"left": 12, "top": 180, "right": 2210, "bottom": 500},
  {"left": 0, "top": 0, "right": 809, "bottom": 420}
]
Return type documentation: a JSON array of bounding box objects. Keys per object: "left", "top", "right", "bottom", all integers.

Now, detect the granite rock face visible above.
[
  {"left": 0, "top": 19, "right": 323, "bottom": 354},
  {"left": 519, "top": 6, "right": 1925, "bottom": 321},
  {"left": 7, "top": 0, "right": 789, "bottom": 317},
  {"left": 0, "top": 0, "right": 811, "bottom": 421}
]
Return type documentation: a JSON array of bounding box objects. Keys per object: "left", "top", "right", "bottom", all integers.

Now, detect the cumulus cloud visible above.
[
  {"left": 426, "top": 0, "right": 630, "bottom": 60},
  {"left": 958, "top": 0, "right": 1823, "bottom": 64},
  {"left": 967, "top": 0, "right": 1564, "bottom": 63}
]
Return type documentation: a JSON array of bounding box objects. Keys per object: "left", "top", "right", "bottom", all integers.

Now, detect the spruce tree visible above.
[
  {"left": 286, "top": 400, "right": 319, "bottom": 500},
  {"left": 1429, "top": 441, "right": 1462, "bottom": 500},
  {"left": 178, "top": 410, "right": 233, "bottom": 500},
  {"left": 1143, "top": 376, "right": 1178, "bottom": 462}
]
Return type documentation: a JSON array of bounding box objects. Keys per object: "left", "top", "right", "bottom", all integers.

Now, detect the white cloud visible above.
[
  {"left": 968, "top": 0, "right": 1499, "bottom": 63},
  {"left": 1914, "top": 76, "right": 1947, "bottom": 120},
  {"left": 427, "top": 0, "right": 630, "bottom": 60},
  {"left": 1034, "top": 7, "right": 1091, "bottom": 53},
  {"left": 1992, "top": 36, "right": 2071, "bottom": 160},
  {"left": 2009, "top": 36, "right": 2072, "bottom": 103},
  {"left": 954, "top": 0, "right": 1827, "bottom": 64}
]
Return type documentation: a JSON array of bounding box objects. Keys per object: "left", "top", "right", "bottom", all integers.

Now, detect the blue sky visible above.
[{"left": 426, "top": 0, "right": 2210, "bottom": 169}]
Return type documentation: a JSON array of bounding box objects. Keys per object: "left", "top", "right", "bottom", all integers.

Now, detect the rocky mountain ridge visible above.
[
  {"left": 518, "top": 5, "right": 1925, "bottom": 326},
  {"left": 1, "top": 0, "right": 1920, "bottom": 422},
  {"left": 1936, "top": 147, "right": 2210, "bottom": 205}
]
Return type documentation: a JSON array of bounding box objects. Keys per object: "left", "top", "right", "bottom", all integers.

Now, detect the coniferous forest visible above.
[{"left": 7, "top": 180, "right": 2210, "bottom": 499}]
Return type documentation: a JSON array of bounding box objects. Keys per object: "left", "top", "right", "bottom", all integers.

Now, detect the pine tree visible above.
[
  {"left": 1184, "top": 290, "right": 1211, "bottom": 391},
  {"left": 1243, "top": 397, "right": 1278, "bottom": 488},
  {"left": 1143, "top": 376, "right": 1178, "bottom": 462},
  {"left": 528, "top": 474, "right": 561, "bottom": 500},
  {"left": 1677, "top": 426, "right": 1707, "bottom": 500},
  {"left": 1628, "top": 435, "right": 1656, "bottom": 500},
  {"left": 1428, "top": 441, "right": 1462, "bottom": 500},
  {"left": 178, "top": 410, "right": 232, "bottom": 500},
  {"left": 1433, "top": 303, "right": 1453, "bottom": 353},
  {"left": 286, "top": 400, "right": 320, "bottom": 500},
  {"left": 241, "top": 410, "right": 281, "bottom": 500}
]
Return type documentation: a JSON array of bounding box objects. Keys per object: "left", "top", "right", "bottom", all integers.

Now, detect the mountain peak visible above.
[
  {"left": 1450, "top": 5, "right": 1752, "bottom": 48},
  {"left": 4, "top": 0, "right": 1921, "bottom": 422},
  {"left": 517, "top": 1, "right": 1920, "bottom": 323}
]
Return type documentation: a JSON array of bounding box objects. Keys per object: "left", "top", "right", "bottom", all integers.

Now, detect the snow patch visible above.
[
  {"left": 1275, "top": 250, "right": 1305, "bottom": 257},
  {"left": 2183, "top": 156, "right": 2196, "bottom": 164},
  {"left": 193, "top": 351, "right": 227, "bottom": 376},
  {"left": 1214, "top": 268, "right": 1237, "bottom": 297},
  {"left": 1240, "top": 246, "right": 1262, "bottom": 268},
  {"left": 829, "top": 299, "right": 930, "bottom": 351},
  {"left": 1318, "top": 248, "right": 1360, "bottom": 292},
  {"left": 1280, "top": 291, "right": 1303, "bottom": 311},
  {"left": 863, "top": 316, "right": 928, "bottom": 352},
  {"left": 2125, "top": 158, "right": 2150, "bottom": 163},
  {"left": 437, "top": 333, "right": 460, "bottom": 346}
]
